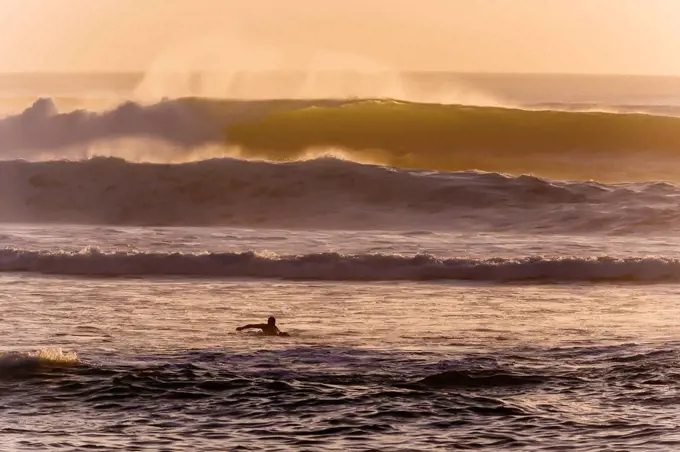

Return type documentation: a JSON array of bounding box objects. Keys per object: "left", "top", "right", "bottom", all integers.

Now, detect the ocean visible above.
[{"left": 1, "top": 72, "right": 680, "bottom": 451}]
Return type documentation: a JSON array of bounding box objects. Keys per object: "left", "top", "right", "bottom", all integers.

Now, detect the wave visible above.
[
  {"left": 4, "top": 97, "right": 680, "bottom": 180},
  {"left": 1, "top": 157, "right": 680, "bottom": 231},
  {"left": 1, "top": 157, "right": 679, "bottom": 231},
  {"left": 0, "top": 348, "right": 79, "bottom": 376},
  {"left": 226, "top": 100, "right": 680, "bottom": 165},
  {"left": 0, "top": 97, "right": 346, "bottom": 160},
  {"left": 3, "top": 248, "right": 680, "bottom": 282},
  {"left": 412, "top": 370, "right": 551, "bottom": 388}
]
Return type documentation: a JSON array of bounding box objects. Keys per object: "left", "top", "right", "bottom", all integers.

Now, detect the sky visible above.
[{"left": 0, "top": 0, "right": 679, "bottom": 75}]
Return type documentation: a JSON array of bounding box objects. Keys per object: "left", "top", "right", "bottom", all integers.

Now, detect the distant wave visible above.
[
  {"left": 0, "top": 97, "right": 346, "bottom": 159},
  {"left": 1, "top": 157, "right": 679, "bottom": 232},
  {"left": 0, "top": 97, "right": 216, "bottom": 158},
  {"left": 226, "top": 100, "right": 680, "bottom": 165},
  {"left": 4, "top": 97, "right": 680, "bottom": 180},
  {"left": 3, "top": 247, "right": 680, "bottom": 282}
]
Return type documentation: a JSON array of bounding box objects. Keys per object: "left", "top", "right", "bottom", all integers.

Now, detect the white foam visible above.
[
  {"left": 0, "top": 98, "right": 222, "bottom": 160},
  {"left": 1, "top": 248, "right": 680, "bottom": 282},
  {"left": 0, "top": 348, "right": 79, "bottom": 373}
]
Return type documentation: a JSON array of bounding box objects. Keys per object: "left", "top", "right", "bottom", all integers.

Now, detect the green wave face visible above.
[{"left": 224, "top": 100, "right": 680, "bottom": 178}]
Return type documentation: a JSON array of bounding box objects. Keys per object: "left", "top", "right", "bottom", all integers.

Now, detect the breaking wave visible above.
[
  {"left": 4, "top": 97, "right": 680, "bottom": 180},
  {"left": 0, "top": 348, "right": 79, "bottom": 376},
  {"left": 0, "top": 97, "right": 346, "bottom": 160},
  {"left": 1, "top": 157, "right": 680, "bottom": 232},
  {"left": 3, "top": 247, "right": 680, "bottom": 282},
  {"left": 225, "top": 100, "right": 680, "bottom": 164}
]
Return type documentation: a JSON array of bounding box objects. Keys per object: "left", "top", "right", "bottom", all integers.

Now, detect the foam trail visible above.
[
  {"left": 132, "top": 33, "right": 502, "bottom": 105},
  {"left": 2, "top": 248, "right": 680, "bottom": 282}
]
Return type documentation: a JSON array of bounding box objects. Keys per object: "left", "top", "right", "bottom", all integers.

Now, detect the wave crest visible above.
[
  {"left": 0, "top": 348, "right": 80, "bottom": 376},
  {"left": 3, "top": 97, "right": 680, "bottom": 180},
  {"left": 3, "top": 248, "right": 680, "bottom": 282},
  {"left": 0, "top": 157, "right": 678, "bottom": 232}
]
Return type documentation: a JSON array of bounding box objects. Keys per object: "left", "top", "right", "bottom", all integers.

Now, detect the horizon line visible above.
[{"left": 0, "top": 70, "right": 679, "bottom": 78}]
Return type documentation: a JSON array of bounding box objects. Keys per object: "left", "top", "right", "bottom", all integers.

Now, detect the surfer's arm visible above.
[{"left": 236, "top": 324, "right": 267, "bottom": 331}]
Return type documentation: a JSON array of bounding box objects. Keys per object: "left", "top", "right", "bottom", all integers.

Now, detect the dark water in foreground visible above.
[{"left": 4, "top": 343, "right": 680, "bottom": 451}]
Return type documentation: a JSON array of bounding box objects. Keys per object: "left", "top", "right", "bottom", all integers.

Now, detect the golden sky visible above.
[{"left": 0, "top": 0, "right": 678, "bottom": 74}]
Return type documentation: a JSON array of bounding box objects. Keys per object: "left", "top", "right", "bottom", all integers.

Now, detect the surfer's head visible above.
[{"left": 268, "top": 316, "right": 276, "bottom": 326}]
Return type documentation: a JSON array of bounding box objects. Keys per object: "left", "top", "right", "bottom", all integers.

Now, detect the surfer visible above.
[{"left": 236, "top": 316, "right": 289, "bottom": 336}]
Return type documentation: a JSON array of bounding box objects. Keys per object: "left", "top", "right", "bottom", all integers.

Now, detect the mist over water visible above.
[{"left": 130, "top": 33, "right": 504, "bottom": 105}]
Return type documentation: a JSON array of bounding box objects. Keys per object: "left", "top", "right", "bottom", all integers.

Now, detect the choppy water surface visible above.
[{"left": 1, "top": 226, "right": 679, "bottom": 451}]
